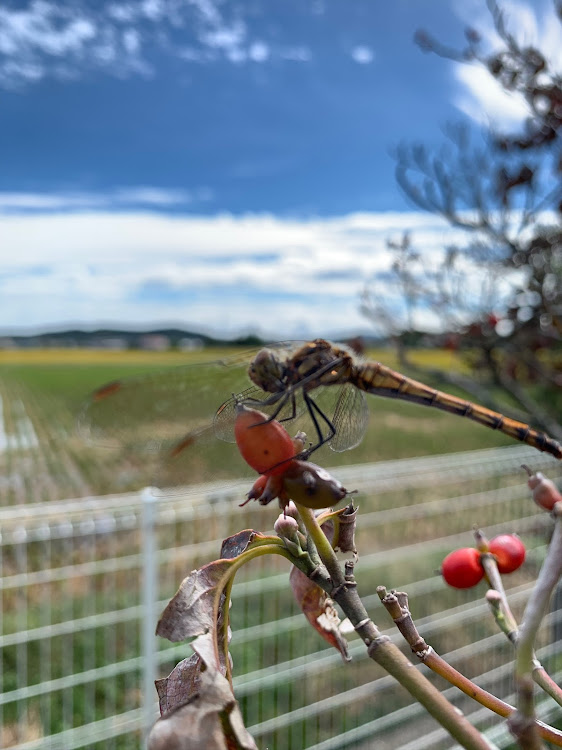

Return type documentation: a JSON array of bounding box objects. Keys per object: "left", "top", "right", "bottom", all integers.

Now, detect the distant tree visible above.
[{"left": 363, "top": 0, "right": 562, "bottom": 437}]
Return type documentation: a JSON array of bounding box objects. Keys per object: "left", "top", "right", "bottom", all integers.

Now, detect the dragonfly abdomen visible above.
[{"left": 353, "top": 361, "right": 562, "bottom": 460}]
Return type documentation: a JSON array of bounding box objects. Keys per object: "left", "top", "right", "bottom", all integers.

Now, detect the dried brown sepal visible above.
[
  {"left": 156, "top": 627, "right": 232, "bottom": 717},
  {"left": 289, "top": 566, "right": 351, "bottom": 661},
  {"left": 316, "top": 501, "right": 358, "bottom": 552},
  {"left": 154, "top": 632, "right": 232, "bottom": 717},
  {"left": 221, "top": 530, "right": 257, "bottom": 558},
  {"left": 333, "top": 502, "right": 358, "bottom": 553}
]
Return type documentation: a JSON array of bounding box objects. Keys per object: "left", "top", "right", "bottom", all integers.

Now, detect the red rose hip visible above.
[
  {"left": 441, "top": 547, "right": 484, "bottom": 589},
  {"left": 489, "top": 534, "right": 526, "bottom": 574}
]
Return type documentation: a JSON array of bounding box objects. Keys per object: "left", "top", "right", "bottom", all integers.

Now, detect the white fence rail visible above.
[{"left": 1, "top": 445, "right": 562, "bottom": 750}]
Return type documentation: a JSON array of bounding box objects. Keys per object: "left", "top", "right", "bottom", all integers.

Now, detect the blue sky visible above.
[{"left": 0, "top": 0, "right": 557, "bottom": 339}]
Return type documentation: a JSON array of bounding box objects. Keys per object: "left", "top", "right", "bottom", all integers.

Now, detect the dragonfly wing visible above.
[
  {"left": 78, "top": 341, "right": 313, "bottom": 497},
  {"left": 328, "top": 384, "right": 369, "bottom": 452},
  {"left": 153, "top": 422, "right": 258, "bottom": 495},
  {"left": 78, "top": 353, "right": 255, "bottom": 452}
]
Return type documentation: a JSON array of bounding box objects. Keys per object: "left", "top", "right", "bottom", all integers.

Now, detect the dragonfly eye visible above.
[{"left": 249, "top": 349, "right": 286, "bottom": 393}]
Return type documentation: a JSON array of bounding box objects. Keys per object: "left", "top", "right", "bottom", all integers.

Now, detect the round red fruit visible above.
[
  {"left": 234, "top": 405, "right": 295, "bottom": 475},
  {"left": 441, "top": 547, "right": 484, "bottom": 589},
  {"left": 489, "top": 534, "right": 526, "bottom": 574}
]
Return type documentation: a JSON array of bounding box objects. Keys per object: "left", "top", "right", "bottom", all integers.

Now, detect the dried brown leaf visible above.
[
  {"left": 148, "top": 643, "right": 257, "bottom": 750},
  {"left": 289, "top": 567, "right": 350, "bottom": 661},
  {"left": 156, "top": 653, "right": 202, "bottom": 715},
  {"left": 156, "top": 559, "right": 235, "bottom": 643}
]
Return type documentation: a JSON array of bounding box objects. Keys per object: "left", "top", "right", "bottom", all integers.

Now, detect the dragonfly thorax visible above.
[{"left": 285, "top": 339, "right": 354, "bottom": 390}]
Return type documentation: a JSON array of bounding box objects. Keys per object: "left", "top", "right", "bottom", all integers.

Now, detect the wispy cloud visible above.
[
  {"left": 0, "top": 1, "right": 150, "bottom": 86},
  {"left": 0, "top": 187, "right": 212, "bottom": 212},
  {"left": 0, "top": 0, "right": 316, "bottom": 88},
  {"left": 0, "top": 203, "right": 497, "bottom": 338}
]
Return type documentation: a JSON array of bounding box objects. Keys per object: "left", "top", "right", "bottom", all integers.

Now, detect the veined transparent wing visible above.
[
  {"left": 79, "top": 349, "right": 270, "bottom": 494},
  {"left": 79, "top": 351, "right": 259, "bottom": 452},
  {"left": 329, "top": 383, "right": 369, "bottom": 452}
]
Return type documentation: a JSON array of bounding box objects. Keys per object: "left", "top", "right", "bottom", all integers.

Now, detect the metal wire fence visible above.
[{"left": 1, "top": 444, "right": 562, "bottom": 750}]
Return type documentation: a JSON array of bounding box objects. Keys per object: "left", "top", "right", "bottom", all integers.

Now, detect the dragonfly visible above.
[
  {"left": 79, "top": 341, "right": 368, "bottom": 494},
  {"left": 80, "top": 338, "right": 561, "bottom": 495},
  {"left": 247, "top": 339, "right": 562, "bottom": 460}
]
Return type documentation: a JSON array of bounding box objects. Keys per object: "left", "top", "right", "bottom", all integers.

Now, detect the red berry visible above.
[
  {"left": 234, "top": 405, "right": 295, "bottom": 475},
  {"left": 489, "top": 534, "right": 526, "bottom": 574},
  {"left": 441, "top": 547, "right": 484, "bottom": 589}
]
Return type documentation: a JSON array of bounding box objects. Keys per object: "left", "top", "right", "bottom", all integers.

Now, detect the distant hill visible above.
[{"left": 0, "top": 328, "right": 267, "bottom": 350}]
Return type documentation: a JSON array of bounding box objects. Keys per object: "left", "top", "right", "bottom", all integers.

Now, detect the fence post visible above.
[{"left": 141, "top": 486, "right": 159, "bottom": 741}]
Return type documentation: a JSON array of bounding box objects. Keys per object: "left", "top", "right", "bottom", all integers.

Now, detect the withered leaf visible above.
[
  {"left": 157, "top": 530, "right": 281, "bottom": 644},
  {"left": 289, "top": 566, "right": 351, "bottom": 662},
  {"left": 148, "top": 645, "right": 257, "bottom": 750},
  {"left": 156, "top": 559, "right": 235, "bottom": 642},
  {"left": 156, "top": 653, "right": 202, "bottom": 715}
]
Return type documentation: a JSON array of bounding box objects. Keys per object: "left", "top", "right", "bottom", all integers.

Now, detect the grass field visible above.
[{"left": 0, "top": 346, "right": 524, "bottom": 505}]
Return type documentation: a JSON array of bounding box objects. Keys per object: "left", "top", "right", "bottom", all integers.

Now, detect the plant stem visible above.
[
  {"left": 424, "top": 649, "right": 562, "bottom": 747},
  {"left": 212, "top": 543, "right": 302, "bottom": 685},
  {"left": 480, "top": 530, "right": 562, "bottom": 707},
  {"left": 295, "top": 504, "right": 494, "bottom": 750}
]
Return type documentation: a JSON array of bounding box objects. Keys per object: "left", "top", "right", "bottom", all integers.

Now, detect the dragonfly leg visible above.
[
  {"left": 303, "top": 392, "right": 337, "bottom": 452},
  {"left": 243, "top": 390, "right": 296, "bottom": 426},
  {"left": 258, "top": 391, "right": 298, "bottom": 426}
]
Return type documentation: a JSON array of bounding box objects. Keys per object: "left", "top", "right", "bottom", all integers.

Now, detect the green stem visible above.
[{"left": 212, "top": 544, "right": 298, "bottom": 686}]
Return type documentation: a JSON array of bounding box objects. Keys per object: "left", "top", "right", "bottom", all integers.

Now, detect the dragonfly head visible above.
[{"left": 249, "top": 348, "right": 287, "bottom": 393}]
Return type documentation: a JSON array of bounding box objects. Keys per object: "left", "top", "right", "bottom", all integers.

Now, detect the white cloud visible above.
[
  {"left": 0, "top": 203, "right": 516, "bottom": 338},
  {"left": 122, "top": 28, "right": 141, "bottom": 56},
  {"left": 200, "top": 21, "right": 246, "bottom": 53},
  {"left": 452, "top": 0, "right": 562, "bottom": 129},
  {"left": 141, "top": 0, "right": 165, "bottom": 22},
  {"left": 0, "top": 1, "right": 150, "bottom": 86},
  {"left": 249, "top": 41, "right": 269, "bottom": 63},
  {"left": 350, "top": 45, "right": 374, "bottom": 64},
  {"left": 0, "top": 5, "right": 96, "bottom": 57},
  {"left": 454, "top": 63, "right": 531, "bottom": 128}
]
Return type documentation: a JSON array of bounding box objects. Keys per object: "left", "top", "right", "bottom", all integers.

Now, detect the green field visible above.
[{"left": 0, "top": 346, "right": 523, "bottom": 505}]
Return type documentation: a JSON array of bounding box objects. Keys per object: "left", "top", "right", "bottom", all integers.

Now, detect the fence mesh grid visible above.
[{"left": 1, "top": 444, "right": 562, "bottom": 749}]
